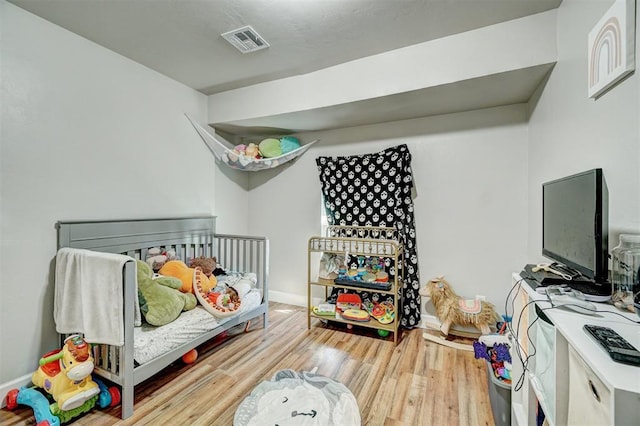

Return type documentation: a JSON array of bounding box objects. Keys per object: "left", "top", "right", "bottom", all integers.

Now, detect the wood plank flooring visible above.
[{"left": 1, "top": 302, "right": 495, "bottom": 425}]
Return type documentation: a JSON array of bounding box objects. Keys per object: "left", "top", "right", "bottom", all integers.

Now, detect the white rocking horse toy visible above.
[{"left": 419, "top": 276, "right": 500, "bottom": 350}]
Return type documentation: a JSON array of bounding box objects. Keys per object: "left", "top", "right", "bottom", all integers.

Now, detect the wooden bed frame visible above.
[{"left": 56, "top": 216, "right": 269, "bottom": 419}]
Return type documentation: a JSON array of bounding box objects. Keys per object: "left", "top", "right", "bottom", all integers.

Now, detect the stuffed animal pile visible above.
[
  {"left": 136, "top": 260, "right": 197, "bottom": 326},
  {"left": 230, "top": 136, "right": 301, "bottom": 165},
  {"left": 145, "top": 247, "right": 178, "bottom": 272},
  {"left": 139, "top": 248, "right": 251, "bottom": 323},
  {"left": 230, "top": 143, "right": 261, "bottom": 162},
  {"left": 138, "top": 250, "right": 220, "bottom": 326}
]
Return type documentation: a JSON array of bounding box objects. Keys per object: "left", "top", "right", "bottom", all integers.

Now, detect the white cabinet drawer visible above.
[{"left": 567, "top": 345, "right": 611, "bottom": 425}]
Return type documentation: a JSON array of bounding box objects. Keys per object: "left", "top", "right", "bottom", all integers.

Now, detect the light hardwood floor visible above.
[{"left": 1, "top": 302, "right": 495, "bottom": 425}]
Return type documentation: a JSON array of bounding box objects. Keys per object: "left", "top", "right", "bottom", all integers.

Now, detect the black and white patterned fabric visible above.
[{"left": 316, "top": 144, "right": 421, "bottom": 328}]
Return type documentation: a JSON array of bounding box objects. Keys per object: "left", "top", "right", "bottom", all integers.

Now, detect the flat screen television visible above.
[{"left": 542, "top": 168, "right": 609, "bottom": 285}]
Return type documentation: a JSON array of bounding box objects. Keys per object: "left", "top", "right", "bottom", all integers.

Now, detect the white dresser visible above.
[{"left": 508, "top": 273, "right": 640, "bottom": 426}]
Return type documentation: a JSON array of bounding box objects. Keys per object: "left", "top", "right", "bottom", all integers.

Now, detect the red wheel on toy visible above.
[
  {"left": 108, "top": 387, "right": 121, "bottom": 407},
  {"left": 5, "top": 388, "right": 18, "bottom": 410},
  {"left": 36, "top": 421, "right": 50, "bottom": 426}
]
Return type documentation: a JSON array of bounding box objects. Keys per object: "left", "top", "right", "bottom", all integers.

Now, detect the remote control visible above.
[
  {"left": 545, "top": 287, "right": 597, "bottom": 315},
  {"left": 583, "top": 325, "right": 640, "bottom": 366}
]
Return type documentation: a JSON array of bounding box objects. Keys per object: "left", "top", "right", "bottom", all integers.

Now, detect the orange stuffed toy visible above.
[{"left": 159, "top": 260, "right": 216, "bottom": 294}]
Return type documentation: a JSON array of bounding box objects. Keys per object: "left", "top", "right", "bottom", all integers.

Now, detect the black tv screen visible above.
[{"left": 542, "top": 168, "right": 608, "bottom": 283}]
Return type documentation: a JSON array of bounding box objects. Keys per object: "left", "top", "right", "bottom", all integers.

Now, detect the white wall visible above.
[
  {"left": 527, "top": 0, "right": 640, "bottom": 264},
  {"left": 213, "top": 166, "right": 250, "bottom": 235},
  {"left": 0, "top": 1, "right": 246, "bottom": 389},
  {"left": 249, "top": 105, "right": 529, "bottom": 312}
]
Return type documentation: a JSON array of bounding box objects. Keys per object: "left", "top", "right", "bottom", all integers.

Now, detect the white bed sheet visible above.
[{"left": 134, "top": 289, "right": 261, "bottom": 365}]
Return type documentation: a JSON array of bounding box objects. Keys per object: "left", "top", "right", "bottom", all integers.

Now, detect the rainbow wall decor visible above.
[{"left": 588, "top": 0, "right": 636, "bottom": 98}]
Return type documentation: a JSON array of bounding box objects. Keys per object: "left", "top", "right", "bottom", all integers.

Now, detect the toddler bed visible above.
[{"left": 56, "top": 216, "right": 268, "bottom": 420}]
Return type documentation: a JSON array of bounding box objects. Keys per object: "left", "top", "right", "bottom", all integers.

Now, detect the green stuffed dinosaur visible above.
[{"left": 136, "top": 260, "right": 197, "bottom": 326}]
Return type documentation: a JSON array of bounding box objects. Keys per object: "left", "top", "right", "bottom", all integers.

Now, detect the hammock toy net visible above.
[{"left": 185, "top": 114, "right": 318, "bottom": 172}]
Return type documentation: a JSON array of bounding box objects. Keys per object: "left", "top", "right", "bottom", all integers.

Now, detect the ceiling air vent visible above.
[{"left": 221, "top": 25, "right": 270, "bottom": 53}]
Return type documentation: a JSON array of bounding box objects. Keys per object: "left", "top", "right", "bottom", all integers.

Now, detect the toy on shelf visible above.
[
  {"left": 333, "top": 256, "right": 392, "bottom": 291},
  {"left": 341, "top": 308, "right": 370, "bottom": 322},
  {"left": 334, "top": 256, "right": 384, "bottom": 281},
  {"left": 364, "top": 301, "right": 395, "bottom": 324},
  {"left": 337, "top": 264, "right": 348, "bottom": 280},
  {"left": 312, "top": 303, "right": 336, "bottom": 316},
  {"left": 336, "top": 293, "right": 362, "bottom": 311},
  {"left": 419, "top": 276, "right": 500, "bottom": 350},
  {"left": 5, "top": 335, "right": 120, "bottom": 426},
  {"left": 334, "top": 294, "right": 367, "bottom": 320}
]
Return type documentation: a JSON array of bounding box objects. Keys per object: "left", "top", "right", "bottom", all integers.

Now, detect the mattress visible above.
[{"left": 134, "top": 289, "right": 261, "bottom": 365}]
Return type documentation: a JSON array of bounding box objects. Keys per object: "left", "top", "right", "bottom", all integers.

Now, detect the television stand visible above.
[{"left": 509, "top": 273, "right": 640, "bottom": 425}]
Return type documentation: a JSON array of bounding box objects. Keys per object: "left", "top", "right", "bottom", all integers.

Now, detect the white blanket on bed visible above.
[
  {"left": 133, "top": 289, "right": 262, "bottom": 365},
  {"left": 54, "top": 247, "right": 134, "bottom": 346}
]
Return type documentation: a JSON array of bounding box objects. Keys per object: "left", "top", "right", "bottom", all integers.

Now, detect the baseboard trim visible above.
[
  {"left": 420, "top": 313, "right": 439, "bottom": 329},
  {"left": 268, "top": 290, "right": 306, "bottom": 307},
  {"left": 0, "top": 373, "right": 32, "bottom": 409}
]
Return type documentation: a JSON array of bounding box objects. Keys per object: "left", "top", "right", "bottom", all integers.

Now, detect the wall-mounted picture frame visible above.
[{"left": 588, "top": 0, "right": 636, "bottom": 99}]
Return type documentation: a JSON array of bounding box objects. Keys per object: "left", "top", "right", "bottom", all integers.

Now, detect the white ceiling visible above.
[{"left": 9, "top": 0, "right": 561, "bottom": 96}]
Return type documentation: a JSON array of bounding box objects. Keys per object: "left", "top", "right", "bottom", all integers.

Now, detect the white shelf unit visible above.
[{"left": 508, "top": 273, "right": 640, "bottom": 426}]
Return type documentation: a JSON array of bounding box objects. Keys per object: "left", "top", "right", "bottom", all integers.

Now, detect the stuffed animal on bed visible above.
[
  {"left": 145, "top": 247, "right": 177, "bottom": 272},
  {"left": 189, "top": 256, "right": 217, "bottom": 277},
  {"left": 136, "top": 260, "right": 197, "bottom": 326},
  {"left": 159, "top": 260, "right": 216, "bottom": 293}
]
